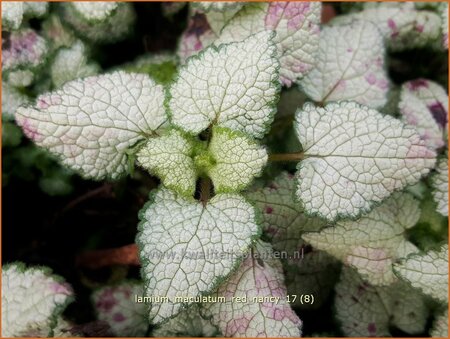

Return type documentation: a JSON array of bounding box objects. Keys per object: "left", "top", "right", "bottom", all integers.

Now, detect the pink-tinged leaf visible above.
[
  {"left": 333, "top": 3, "right": 442, "bottom": 51},
  {"left": 92, "top": 281, "right": 148, "bottom": 337},
  {"left": 2, "top": 28, "right": 48, "bottom": 72},
  {"left": 216, "top": 2, "right": 321, "bottom": 87},
  {"left": 203, "top": 242, "right": 302, "bottom": 337},
  {"left": 246, "top": 172, "right": 339, "bottom": 309},
  {"left": 303, "top": 192, "right": 420, "bottom": 285},
  {"left": 393, "top": 245, "right": 448, "bottom": 303},
  {"left": 294, "top": 101, "right": 436, "bottom": 221},
  {"left": 152, "top": 305, "right": 219, "bottom": 337},
  {"left": 247, "top": 172, "right": 326, "bottom": 254},
  {"left": 170, "top": 31, "right": 279, "bottom": 139},
  {"left": 335, "top": 267, "right": 429, "bottom": 337},
  {"left": 177, "top": 11, "right": 217, "bottom": 61},
  {"left": 137, "top": 189, "right": 260, "bottom": 324},
  {"left": 15, "top": 71, "right": 167, "bottom": 180},
  {"left": 2, "top": 263, "right": 74, "bottom": 337},
  {"left": 432, "top": 156, "right": 448, "bottom": 216},
  {"left": 300, "top": 21, "right": 389, "bottom": 109},
  {"left": 399, "top": 79, "right": 448, "bottom": 150},
  {"left": 431, "top": 309, "right": 448, "bottom": 337},
  {"left": 264, "top": 2, "right": 321, "bottom": 86},
  {"left": 62, "top": 2, "right": 136, "bottom": 44}
]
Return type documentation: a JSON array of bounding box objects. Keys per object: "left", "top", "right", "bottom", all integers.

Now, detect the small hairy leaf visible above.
[
  {"left": 335, "top": 267, "right": 428, "bottom": 336},
  {"left": 303, "top": 192, "right": 420, "bottom": 285},
  {"left": 442, "top": 3, "right": 449, "bottom": 49},
  {"left": 247, "top": 172, "right": 326, "bottom": 253},
  {"left": 431, "top": 309, "right": 448, "bottom": 337},
  {"left": 1, "top": 1, "right": 49, "bottom": 31},
  {"left": 169, "top": 31, "right": 279, "bottom": 139},
  {"left": 203, "top": 242, "right": 302, "bottom": 337},
  {"left": 137, "top": 188, "right": 260, "bottom": 324},
  {"left": 137, "top": 129, "right": 197, "bottom": 197},
  {"left": 294, "top": 101, "right": 436, "bottom": 221},
  {"left": 399, "top": 79, "right": 448, "bottom": 150},
  {"left": 300, "top": 21, "right": 388, "bottom": 108},
  {"left": 334, "top": 3, "right": 442, "bottom": 51},
  {"left": 208, "top": 127, "right": 267, "bottom": 193},
  {"left": 393, "top": 244, "right": 448, "bottom": 303},
  {"left": 2, "top": 28, "right": 48, "bottom": 73},
  {"left": 247, "top": 172, "right": 339, "bottom": 308},
  {"left": 177, "top": 11, "right": 218, "bottom": 61},
  {"left": 152, "top": 305, "right": 219, "bottom": 337},
  {"left": 23, "top": 2, "right": 48, "bottom": 18},
  {"left": 137, "top": 127, "right": 267, "bottom": 196},
  {"left": 5, "top": 69, "right": 35, "bottom": 87},
  {"left": 92, "top": 281, "right": 148, "bottom": 337},
  {"left": 432, "top": 156, "right": 448, "bottom": 216},
  {"left": 2, "top": 263, "right": 74, "bottom": 337},
  {"left": 51, "top": 40, "right": 100, "bottom": 88},
  {"left": 2, "top": 81, "right": 30, "bottom": 118},
  {"left": 42, "top": 14, "right": 76, "bottom": 51},
  {"left": 62, "top": 2, "right": 135, "bottom": 44},
  {"left": 2, "top": 2, "right": 24, "bottom": 30},
  {"left": 218, "top": 2, "right": 321, "bottom": 87},
  {"left": 16, "top": 71, "right": 167, "bottom": 180},
  {"left": 204, "top": 7, "right": 242, "bottom": 36},
  {"left": 71, "top": 2, "right": 119, "bottom": 21},
  {"left": 48, "top": 318, "right": 78, "bottom": 338},
  {"left": 192, "top": 1, "right": 244, "bottom": 12}
]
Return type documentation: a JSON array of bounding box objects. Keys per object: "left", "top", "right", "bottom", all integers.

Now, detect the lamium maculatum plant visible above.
[{"left": 2, "top": 1, "right": 448, "bottom": 338}]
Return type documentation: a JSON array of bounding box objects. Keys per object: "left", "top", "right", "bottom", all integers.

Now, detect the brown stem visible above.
[
  {"left": 268, "top": 152, "right": 305, "bottom": 162},
  {"left": 200, "top": 177, "right": 212, "bottom": 206},
  {"left": 60, "top": 183, "right": 113, "bottom": 214},
  {"left": 76, "top": 244, "right": 139, "bottom": 269}
]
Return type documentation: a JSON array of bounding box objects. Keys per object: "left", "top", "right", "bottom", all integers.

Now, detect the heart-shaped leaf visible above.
[
  {"left": 333, "top": 3, "right": 442, "bottom": 51},
  {"left": 137, "top": 188, "right": 260, "bottom": 324},
  {"left": 246, "top": 172, "right": 339, "bottom": 308},
  {"left": 303, "top": 192, "right": 420, "bottom": 285},
  {"left": 294, "top": 101, "right": 436, "bottom": 221},
  {"left": 152, "top": 305, "right": 219, "bottom": 337},
  {"left": 208, "top": 127, "right": 267, "bottom": 193},
  {"left": 92, "top": 281, "right": 148, "bottom": 337},
  {"left": 16, "top": 71, "right": 167, "bottom": 180},
  {"left": 71, "top": 2, "right": 119, "bottom": 21},
  {"left": 399, "top": 79, "right": 448, "bottom": 150},
  {"left": 432, "top": 156, "right": 448, "bottom": 216},
  {"left": 393, "top": 244, "right": 448, "bottom": 303},
  {"left": 335, "top": 267, "right": 429, "bottom": 337},
  {"left": 431, "top": 309, "right": 448, "bottom": 337},
  {"left": 50, "top": 40, "right": 99, "bottom": 88},
  {"left": 137, "top": 129, "right": 197, "bottom": 197},
  {"left": 2, "top": 263, "right": 74, "bottom": 337},
  {"left": 203, "top": 241, "right": 302, "bottom": 337},
  {"left": 300, "top": 21, "right": 389, "bottom": 108},
  {"left": 217, "top": 2, "right": 321, "bottom": 87},
  {"left": 168, "top": 31, "right": 279, "bottom": 139}
]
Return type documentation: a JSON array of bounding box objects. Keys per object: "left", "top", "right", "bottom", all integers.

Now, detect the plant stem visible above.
[
  {"left": 268, "top": 152, "right": 305, "bottom": 162},
  {"left": 76, "top": 244, "right": 139, "bottom": 268},
  {"left": 59, "top": 183, "right": 113, "bottom": 215},
  {"left": 200, "top": 177, "right": 212, "bottom": 206}
]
